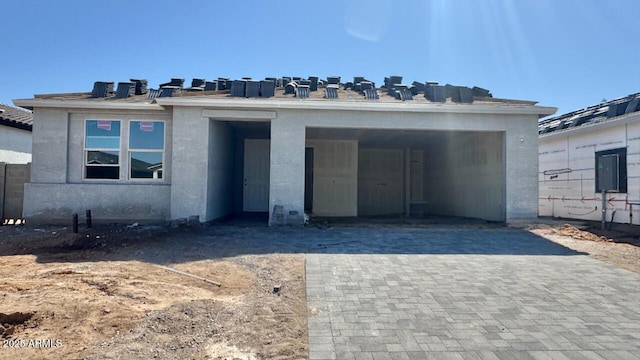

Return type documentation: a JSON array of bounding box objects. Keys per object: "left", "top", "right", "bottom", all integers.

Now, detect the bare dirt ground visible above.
[
  {"left": 0, "top": 224, "right": 307, "bottom": 360},
  {"left": 1, "top": 217, "right": 638, "bottom": 360},
  {"left": 530, "top": 220, "right": 640, "bottom": 274}
]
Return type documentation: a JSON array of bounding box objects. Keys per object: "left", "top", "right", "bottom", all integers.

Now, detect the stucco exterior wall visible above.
[
  {"left": 170, "top": 109, "right": 235, "bottom": 222},
  {"left": 24, "top": 183, "right": 170, "bottom": 223},
  {"left": 24, "top": 107, "right": 173, "bottom": 223},
  {"left": 31, "top": 108, "right": 68, "bottom": 183},
  {"left": 206, "top": 120, "right": 234, "bottom": 221},
  {"left": 539, "top": 120, "right": 640, "bottom": 224},
  {"left": 0, "top": 126, "right": 31, "bottom": 164},
  {"left": 505, "top": 115, "right": 540, "bottom": 221},
  {"left": 269, "top": 118, "right": 306, "bottom": 224},
  {"left": 170, "top": 107, "right": 209, "bottom": 220}
]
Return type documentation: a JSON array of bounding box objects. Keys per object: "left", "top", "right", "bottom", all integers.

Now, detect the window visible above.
[
  {"left": 595, "top": 148, "right": 627, "bottom": 193},
  {"left": 129, "top": 121, "right": 165, "bottom": 179},
  {"left": 83, "top": 119, "right": 165, "bottom": 181},
  {"left": 85, "top": 120, "right": 121, "bottom": 179}
]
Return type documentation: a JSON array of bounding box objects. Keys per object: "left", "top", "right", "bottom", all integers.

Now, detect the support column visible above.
[
  {"left": 23, "top": 108, "right": 68, "bottom": 221},
  {"left": 170, "top": 107, "right": 209, "bottom": 220},
  {"left": 31, "top": 108, "right": 68, "bottom": 183},
  {"left": 269, "top": 118, "right": 306, "bottom": 225},
  {"left": 505, "top": 116, "right": 539, "bottom": 222}
]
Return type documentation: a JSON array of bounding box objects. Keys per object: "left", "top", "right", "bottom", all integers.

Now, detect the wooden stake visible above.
[
  {"left": 86, "top": 210, "right": 92, "bottom": 228},
  {"left": 72, "top": 214, "right": 78, "bottom": 233},
  {"left": 156, "top": 265, "right": 221, "bottom": 287}
]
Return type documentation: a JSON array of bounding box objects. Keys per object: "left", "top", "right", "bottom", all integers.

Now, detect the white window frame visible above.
[
  {"left": 83, "top": 119, "right": 122, "bottom": 181},
  {"left": 127, "top": 120, "right": 166, "bottom": 181}
]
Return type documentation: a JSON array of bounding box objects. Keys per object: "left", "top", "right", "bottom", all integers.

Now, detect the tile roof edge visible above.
[
  {"left": 0, "top": 103, "right": 32, "bottom": 114},
  {"left": 539, "top": 111, "right": 640, "bottom": 139},
  {"left": 0, "top": 103, "right": 33, "bottom": 130},
  {"left": 0, "top": 118, "right": 32, "bottom": 131}
]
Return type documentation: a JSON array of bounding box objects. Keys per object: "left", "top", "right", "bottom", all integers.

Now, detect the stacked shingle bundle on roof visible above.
[{"left": 33, "top": 75, "right": 506, "bottom": 106}]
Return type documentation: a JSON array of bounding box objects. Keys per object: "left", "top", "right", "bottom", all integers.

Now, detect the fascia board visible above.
[
  {"left": 13, "top": 99, "right": 165, "bottom": 111},
  {"left": 156, "top": 98, "right": 557, "bottom": 117}
]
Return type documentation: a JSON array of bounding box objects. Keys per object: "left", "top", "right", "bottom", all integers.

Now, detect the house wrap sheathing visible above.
[{"left": 538, "top": 93, "right": 640, "bottom": 225}]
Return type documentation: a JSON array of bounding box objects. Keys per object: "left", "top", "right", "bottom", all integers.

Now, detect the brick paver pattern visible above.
[{"left": 306, "top": 228, "right": 640, "bottom": 360}]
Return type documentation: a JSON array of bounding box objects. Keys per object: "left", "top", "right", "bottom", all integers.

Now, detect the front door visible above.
[{"left": 243, "top": 139, "right": 270, "bottom": 212}]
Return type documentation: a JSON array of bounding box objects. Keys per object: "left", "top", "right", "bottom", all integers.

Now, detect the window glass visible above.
[
  {"left": 129, "top": 121, "right": 164, "bottom": 150},
  {"left": 129, "top": 121, "right": 164, "bottom": 179},
  {"left": 595, "top": 148, "right": 627, "bottom": 193},
  {"left": 85, "top": 120, "right": 121, "bottom": 149},
  {"left": 87, "top": 150, "right": 119, "bottom": 165},
  {"left": 130, "top": 152, "right": 163, "bottom": 179},
  {"left": 85, "top": 120, "right": 121, "bottom": 180},
  {"left": 83, "top": 120, "right": 165, "bottom": 181},
  {"left": 86, "top": 166, "right": 119, "bottom": 179}
]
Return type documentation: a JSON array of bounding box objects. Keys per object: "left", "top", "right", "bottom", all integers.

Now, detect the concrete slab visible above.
[{"left": 305, "top": 227, "right": 640, "bottom": 359}]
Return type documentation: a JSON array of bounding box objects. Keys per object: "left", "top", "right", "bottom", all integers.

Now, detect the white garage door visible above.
[{"left": 309, "top": 140, "right": 358, "bottom": 216}]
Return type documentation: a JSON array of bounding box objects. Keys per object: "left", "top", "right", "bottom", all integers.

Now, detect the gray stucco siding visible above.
[
  {"left": 206, "top": 119, "right": 234, "bottom": 221},
  {"left": 0, "top": 126, "right": 32, "bottom": 164},
  {"left": 30, "top": 108, "right": 68, "bottom": 183},
  {"left": 23, "top": 182, "right": 170, "bottom": 223},
  {"left": 170, "top": 107, "right": 209, "bottom": 220}
]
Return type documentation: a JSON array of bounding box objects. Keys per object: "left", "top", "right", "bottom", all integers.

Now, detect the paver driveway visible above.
[{"left": 306, "top": 227, "right": 640, "bottom": 360}]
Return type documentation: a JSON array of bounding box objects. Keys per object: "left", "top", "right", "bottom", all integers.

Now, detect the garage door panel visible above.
[
  {"left": 358, "top": 148, "right": 404, "bottom": 216},
  {"left": 309, "top": 140, "right": 358, "bottom": 216}
]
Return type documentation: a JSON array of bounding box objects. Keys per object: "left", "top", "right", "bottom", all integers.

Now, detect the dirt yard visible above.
[
  {"left": 530, "top": 220, "right": 640, "bottom": 274},
  {"left": 0, "top": 224, "right": 307, "bottom": 360},
  {"left": 0, "top": 218, "right": 638, "bottom": 360}
]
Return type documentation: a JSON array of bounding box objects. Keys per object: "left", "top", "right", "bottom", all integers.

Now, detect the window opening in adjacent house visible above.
[
  {"left": 595, "top": 147, "right": 627, "bottom": 193},
  {"left": 85, "top": 120, "right": 121, "bottom": 179},
  {"left": 129, "top": 121, "right": 165, "bottom": 179}
]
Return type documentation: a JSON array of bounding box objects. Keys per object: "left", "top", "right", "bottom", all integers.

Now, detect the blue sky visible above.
[{"left": 2, "top": 0, "right": 639, "bottom": 117}]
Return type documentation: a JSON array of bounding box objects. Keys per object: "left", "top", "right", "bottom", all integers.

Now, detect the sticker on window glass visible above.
[
  {"left": 97, "top": 120, "right": 112, "bottom": 131},
  {"left": 129, "top": 121, "right": 164, "bottom": 150},
  {"left": 140, "top": 121, "right": 154, "bottom": 132}
]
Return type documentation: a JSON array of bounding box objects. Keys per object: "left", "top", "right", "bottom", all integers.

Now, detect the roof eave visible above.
[
  {"left": 155, "top": 97, "right": 556, "bottom": 117},
  {"left": 12, "top": 97, "right": 556, "bottom": 118},
  {"left": 12, "top": 98, "right": 166, "bottom": 111}
]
